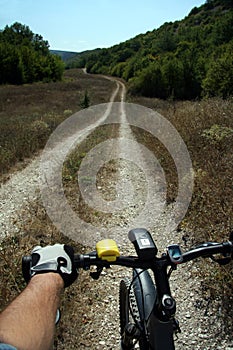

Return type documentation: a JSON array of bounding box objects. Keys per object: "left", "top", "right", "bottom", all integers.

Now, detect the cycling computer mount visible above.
[{"left": 167, "top": 244, "right": 183, "bottom": 264}]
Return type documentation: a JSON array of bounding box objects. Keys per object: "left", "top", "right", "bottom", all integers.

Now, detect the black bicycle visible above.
[{"left": 23, "top": 228, "right": 233, "bottom": 349}]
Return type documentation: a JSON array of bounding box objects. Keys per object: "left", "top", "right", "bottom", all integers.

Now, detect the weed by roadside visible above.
[{"left": 79, "top": 90, "right": 90, "bottom": 109}]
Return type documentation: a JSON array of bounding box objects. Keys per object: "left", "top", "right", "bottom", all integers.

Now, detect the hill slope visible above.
[
  {"left": 68, "top": 0, "right": 233, "bottom": 99},
  {"left": 50, "top": 50, "right": 78, "bottom": 62}
]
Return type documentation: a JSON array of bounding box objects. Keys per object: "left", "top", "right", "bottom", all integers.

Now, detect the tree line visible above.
[
  {"left": 68, "top": 0, "right": 233, "bottom": 100},
  {"left": 0, "top": 22, "right": 64, "bottom": 85}
]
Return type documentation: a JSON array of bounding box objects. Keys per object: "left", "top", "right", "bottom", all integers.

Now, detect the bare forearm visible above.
[{"left": 0, "top": 273, "right": 64, "bottom": 350}]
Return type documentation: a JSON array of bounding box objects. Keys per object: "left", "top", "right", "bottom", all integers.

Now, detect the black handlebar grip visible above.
[
  {"left": 22, "top": 256, "right": 32, "bottom": 283},
  {"left": 230, "top": 231, "right": 233, "bottom": 242},
  {"left": 230, "top": 232, "right": 233, "bottom": 258}
]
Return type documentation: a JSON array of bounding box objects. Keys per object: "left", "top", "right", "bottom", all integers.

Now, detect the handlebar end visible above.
[
  {"left": 229, "top": 231, "right": 233, "bottom": 243},
  {"left": 22, "top": 256, "right": 32, "bottom": 283}
]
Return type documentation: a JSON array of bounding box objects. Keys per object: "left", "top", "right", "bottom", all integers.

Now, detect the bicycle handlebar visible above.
[
  {"left": 182, "top": 241, "right": 233, "bottom": 263},
  {"left": 74, "top": 240, "right": 233, "bottom": 271},
  {"left": 21, "top": 232, "right": 233, "bottom": 350},
  {"left": 22, "top": 234, "right": 233, "bottom": 284}
]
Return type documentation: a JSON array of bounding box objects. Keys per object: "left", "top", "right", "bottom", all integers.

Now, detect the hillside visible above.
[
  {"left": 50, "top": 50, "right": 78, "bottom": 62},
  {"left": 68, "top": 0, "right": 233, "bottom": 100}
]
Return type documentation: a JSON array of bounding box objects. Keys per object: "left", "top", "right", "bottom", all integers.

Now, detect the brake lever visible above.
[
  {"left": 194, "top": 241, "right": 232, "bottom": 265},
  {"left": 22, "top": 256, "right": 32, "bottom": 283},
  {"left": 90, "top": 266, "right": 103, "bottom": 280},
  {"left": 210, "top": 255, "right": 232, "bottom": 265}
]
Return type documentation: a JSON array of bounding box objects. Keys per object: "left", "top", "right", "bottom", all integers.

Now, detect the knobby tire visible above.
[{"left": 119, "top": 277, "right": 148, "bottom": 350}]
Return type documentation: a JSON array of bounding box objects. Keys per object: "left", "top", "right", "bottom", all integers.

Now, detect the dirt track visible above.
[{"left": 0, "top": 76, "right": 232, "bottom": 349}]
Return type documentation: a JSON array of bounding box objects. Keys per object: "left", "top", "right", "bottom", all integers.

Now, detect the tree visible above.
[
  {"left": 0, "top": 22, "right": 64, "bottom": 85},
  {"left": 157, "top": 30, "right": 177, "bottom": 52},
  {"left": 33, "top": 34, "right": 49, "bottom": 55},
  {"left": 203, "top": 50, "right": 233, "bottom": 98},
  {"left": 130, "top": 63, "right": 166, "bottom": 98},
  {"left": 212, "top": 12, "right": 233, "bottom": 45},
  {"left": 162, "top": 56, "right": 184, "bottom": 99}
]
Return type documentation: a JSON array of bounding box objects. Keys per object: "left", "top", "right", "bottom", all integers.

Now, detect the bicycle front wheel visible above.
[{"left": 119, "top": 277, "right": 148, "bottom": 350}]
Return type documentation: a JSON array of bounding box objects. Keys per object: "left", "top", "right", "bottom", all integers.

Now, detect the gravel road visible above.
[{"left": 0, "top": 77, "right": 232, "bottom": 350}]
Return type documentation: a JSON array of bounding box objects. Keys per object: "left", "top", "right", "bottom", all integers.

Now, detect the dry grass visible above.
[
  {"left": 0, "top": 69, "right": 115, "bottom": 180},
  {"left": 62, "top": 123, "right": 120, "bottom": 228},
  {"left": 129, "top": 96, "right": 233, "bottom": 240},
  {"left": 0, "top": 73, "right": 232, "bottom": 346},
  {"left": 0, "top": 70, "right": 121, "bottom": 348},
  {"left": 0, "top": 200, "right": 92, "bottom": 349},
  {"left": 128, "top": 95, "right": 233, "bottom": 331}
]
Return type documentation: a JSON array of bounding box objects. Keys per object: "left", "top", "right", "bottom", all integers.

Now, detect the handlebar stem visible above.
[{"left": 152, "top": 258, "right": 172, "bottom": 299}]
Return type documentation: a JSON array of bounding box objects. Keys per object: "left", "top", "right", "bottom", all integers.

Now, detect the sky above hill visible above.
[{"left": 1, "top": 0, "right": 205, "bottom": 52}]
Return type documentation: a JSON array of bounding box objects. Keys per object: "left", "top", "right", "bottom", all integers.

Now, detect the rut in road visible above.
[
  {"left": 0, "top": 77, "right": 123, "bottom": 240},
  {"left": 75, "top": 88, "right": 232, "bottom": 350}
]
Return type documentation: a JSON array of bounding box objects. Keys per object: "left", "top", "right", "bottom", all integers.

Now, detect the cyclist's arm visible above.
[{"left": 0, "top": 273, "right": 64, "bottom": 350}]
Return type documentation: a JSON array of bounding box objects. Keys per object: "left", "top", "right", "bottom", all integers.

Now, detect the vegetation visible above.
[
  {"left": 0, "top": 69, "right": 115, "bottom": 178},
  {"left": 128, "top": 96, "right": 233, "bottom": 329},
  {"left": 0, "top": 22, "right": 64, "bottom": 84},
  {"left": 50, "top": 50, "right": 78, "bottom": 62},
  {"left": 79, "top": 90, "right": 90, "bottom": 108},
  {"left": 68, "top": 0, "right": 233, "bottom": 100}
]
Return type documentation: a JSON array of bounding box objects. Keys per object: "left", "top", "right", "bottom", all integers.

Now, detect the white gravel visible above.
[{"left": 0, "top": 156, "right": 40, "bottom": 237}]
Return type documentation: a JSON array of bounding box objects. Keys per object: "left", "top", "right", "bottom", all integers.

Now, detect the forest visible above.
[
  {"left": 68, "top": 0, "right": 233, "bottom": 100},
  {"left": 0, "top": 22, "right": 64, "bottom": 84}
]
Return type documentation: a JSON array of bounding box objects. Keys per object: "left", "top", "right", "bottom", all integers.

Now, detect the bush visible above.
[
  {"left": 0, "top": 22, "right": 65, "bottom": 85},
  {"left": 79, "top": 91, "right": 90, "bottom": 109},
  {"left": 203, "top": 50, "right": 233, "bottom": 98}
]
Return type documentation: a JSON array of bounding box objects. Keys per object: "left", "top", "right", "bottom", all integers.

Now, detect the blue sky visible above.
[{"left": 0, "top": 0, "right": 205, "bottom": 52}]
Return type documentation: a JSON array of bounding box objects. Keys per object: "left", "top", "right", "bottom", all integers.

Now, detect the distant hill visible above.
[
  {"left": 50, "top": 50, "right": 78, "bottom": 62},
  {"left": 65, "top": 48, "right": 102, "bottom": 67},
  {"left": 67, "top": 0, "right": 233, "bottom": 100}
]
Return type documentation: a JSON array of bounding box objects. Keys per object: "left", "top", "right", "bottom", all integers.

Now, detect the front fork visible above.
[
  {"left": 120, "top": 315, "right": 180, "bottom": 350},
  {"left": 120, "top": 267, "right": 181, "bottom": 349}
]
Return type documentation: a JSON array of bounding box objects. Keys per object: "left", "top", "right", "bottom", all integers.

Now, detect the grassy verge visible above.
[
  {"left": 128, "top": 95, "right": 233, "bottom": 330},
  {"left": 0, "top": 200, "right": 91, "bottom": 349},
  {"left": 0, "top": 113, "right": 120, "bottom": 348},
  {"left": 128, "top": 97, "right": 233, "bottom": 239},
  {"left": 0, "top": 69, "right": 115, "bottom": 180}
]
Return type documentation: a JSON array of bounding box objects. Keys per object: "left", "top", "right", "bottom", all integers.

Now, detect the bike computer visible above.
[{"left": 167, "top": 244, "right": 183, "bottom": 264}]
